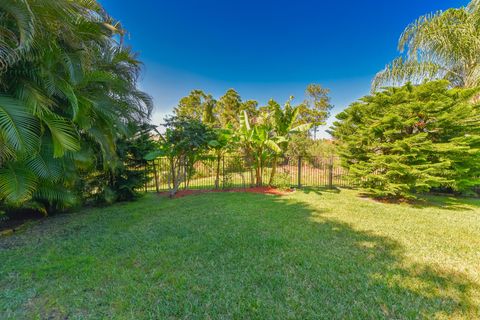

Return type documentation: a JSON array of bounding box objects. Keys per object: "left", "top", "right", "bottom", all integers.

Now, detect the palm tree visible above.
[
  {"left": 373, "top": 0, "right": 480, "bottom": 90},
  {"left": 0, "top": 0, "right": 152, "bottom": 211}
]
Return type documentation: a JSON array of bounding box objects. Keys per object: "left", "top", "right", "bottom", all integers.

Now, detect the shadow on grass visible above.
[
  {"left": 0, "top": 192, "right": 478, "bottom": 318},
  {"left": 299, "top": 186, "right": 342, "bottom": 195},
  {"left": 261, "top": 195, "right": 479, "bottom": 318},
  {"left": 411, "top": 194, "right": 480, "bottom": 211},
  {"left": 346, "top": 187, "right": 480, "bottom": 211}
]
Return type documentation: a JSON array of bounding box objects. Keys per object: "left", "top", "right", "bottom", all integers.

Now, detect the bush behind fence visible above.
[{"left": 142, "top": 156, "right": 352, "bottom": 192}]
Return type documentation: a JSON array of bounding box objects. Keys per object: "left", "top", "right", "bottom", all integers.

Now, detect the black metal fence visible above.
[{"left": 142, "top": 156, "right": 353, "bottom": 192}]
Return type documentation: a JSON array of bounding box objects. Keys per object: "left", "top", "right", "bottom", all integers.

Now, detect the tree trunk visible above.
[
  {"left": 255, "top": 167, "right": 262, "bottom": 186},
  {"left": 268, "top": 156, "right": 278, "bottom": 186},
  {"left": 169, "top": 157, "right": 181, "bottom": 198},
  {"left": 249, "top": 169, "right": 255, "bottom": 187}
]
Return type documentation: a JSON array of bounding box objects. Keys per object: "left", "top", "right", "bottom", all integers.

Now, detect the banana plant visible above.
[
  {"left": 238, "top": 111, "right": 282, "bottom": 186},
  {"left": 267, "top": 99, "right": 312, "bottom": 185}
]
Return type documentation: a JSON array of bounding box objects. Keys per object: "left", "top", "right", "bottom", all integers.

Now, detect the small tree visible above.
[
  {"left": 146, "top": 116, "right": 215, "bottom": 197},
  {"left": 332, "top": 81, "right": 480, "bottom": 198},
  {"left": 299, "top": 84, "right": 333, "bottom": 139},
  {"left": 108, "top": 123, "right": 158, "bottom": 201},
  {"left": 208, "top": 128, "right": 235, "bottom": 189}
]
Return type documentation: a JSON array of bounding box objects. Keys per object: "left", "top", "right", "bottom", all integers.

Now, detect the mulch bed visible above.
[{"left": 159, "top": 186, "right": 294, "bottom": 199}]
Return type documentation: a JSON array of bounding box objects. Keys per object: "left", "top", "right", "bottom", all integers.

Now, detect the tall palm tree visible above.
[{"left": 373, "top": 0, "right": 480, "bottom": 91}]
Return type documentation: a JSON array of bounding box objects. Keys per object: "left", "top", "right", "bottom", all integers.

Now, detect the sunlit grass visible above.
[{"left": 1, "top": 189, "right": 479, "bottom": 319}]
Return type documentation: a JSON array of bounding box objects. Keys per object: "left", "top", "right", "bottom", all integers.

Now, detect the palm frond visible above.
[
  {"left": 0, "top": 0, "right": 35, "bottom": 70},
  {"left": 0, "top": 162, "right": 38, "bottom": 204},
  {"left": 0, "top": 95, "right": 39, "bottom": 153},
  {"left": 26, "top": 141, "right": 63, "bottom": 181},
  {"left": 42, "top": 113, "right": 80, "bottom": 157},
  {"left": 372, "top": 58, "right": 445, "bottom": 92}
]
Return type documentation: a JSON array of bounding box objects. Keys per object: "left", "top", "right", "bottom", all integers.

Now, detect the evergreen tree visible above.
[
  {"left": 217, "top": 89, "right": 242, "bottom": 127},
  {"left": 332, "top": 81, "right": 480, "bottom": 198},
  {"left": 174, "top": 90, "right": 217, "bottom": 124}
]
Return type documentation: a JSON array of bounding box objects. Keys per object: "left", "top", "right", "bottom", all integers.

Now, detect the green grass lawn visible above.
[{"left": 1, "top": 189, "right": 479, "bottom": 319}]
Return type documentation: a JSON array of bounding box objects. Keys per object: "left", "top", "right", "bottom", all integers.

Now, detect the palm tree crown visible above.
[{"left": 373, "top": 0, "right": 480, "bottom": 91}]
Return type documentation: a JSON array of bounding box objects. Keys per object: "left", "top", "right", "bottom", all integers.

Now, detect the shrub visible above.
[
  {"left": 272, "top": 169, "right": 292, "bottom": 190},
  {"left": 331, "top": 81, "right": 480, "bottom": 198}
]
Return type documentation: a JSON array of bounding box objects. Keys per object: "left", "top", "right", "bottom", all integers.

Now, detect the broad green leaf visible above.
[
  {"left": 265, "top": 139, "right": 282, "bottom": 153},
  {"left": 290, "top": 123, "right": 313, "bottom": 133}
]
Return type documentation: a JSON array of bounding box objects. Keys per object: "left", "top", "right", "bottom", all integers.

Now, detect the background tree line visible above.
[{"left": 148, "top": 86, "right": 334, "bottom": 196}]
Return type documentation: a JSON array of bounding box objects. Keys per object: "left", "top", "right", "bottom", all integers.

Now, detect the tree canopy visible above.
[{"left": 332, "top": 81, "right": 480, "bottom": 198}]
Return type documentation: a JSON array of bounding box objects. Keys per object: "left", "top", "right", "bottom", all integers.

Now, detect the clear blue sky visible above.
[{"left": 100, "top": 0, "right": 467, "bottom": 137}]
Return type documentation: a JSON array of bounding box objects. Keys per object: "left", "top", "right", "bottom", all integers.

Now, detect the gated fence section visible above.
[{"left": 143, "top": 156, "right": 353, "bottom": 192}]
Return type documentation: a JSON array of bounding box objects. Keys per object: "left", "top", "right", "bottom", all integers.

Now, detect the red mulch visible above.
[{"left": 159, "top": 186, "right": 293, "bottom": 199}]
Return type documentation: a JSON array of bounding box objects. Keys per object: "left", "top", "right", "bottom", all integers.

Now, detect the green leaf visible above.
[
  {"left": 26, "top": 142, "right": 63, "bottom": 181},
  {"left": 0, "top": 163, "right": 38, "bottom": 204},
  {"left": 42, "top": 113, "right": 80, "bottom": 157},
  {"left": 144, "top": 150, "right": 167, "bottom": 160},
  {"left": 265, "top": 139, "right": 282, "bottom": 153},
  {"left": 290, "top": 123, "right": 313, "bottom": 133},
  {"left": 0, "top": 95, "right": 39, "bottom": 153}
]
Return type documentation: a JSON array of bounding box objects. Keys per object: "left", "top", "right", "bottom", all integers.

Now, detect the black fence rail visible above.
[{"left": 142, "top": 156, "right": 353, "bottom": 192}]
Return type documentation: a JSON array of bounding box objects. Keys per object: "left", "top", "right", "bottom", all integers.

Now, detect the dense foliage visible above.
[
  {"left": 332, "top": 81, "right": 480, "bottom": 198},
  {"left": 0, "top": 0, "right": 152, "bottom": 215},
  {"left": 150, "top": 87, "right": 325, "bottom": 195},
  {"left": 146, "top": 116, "right": 216, "bottom": 197}
]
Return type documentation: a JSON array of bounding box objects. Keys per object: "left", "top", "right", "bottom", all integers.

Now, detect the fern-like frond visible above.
[
  {"left": 42, "top": 113, "right": 80, "bottom": 157},
  {"left": 0, "top": 95, "right": 39, "bottom": 153},
  {"left": 0, "top": 162, "right": 38, "bottom": 204}
]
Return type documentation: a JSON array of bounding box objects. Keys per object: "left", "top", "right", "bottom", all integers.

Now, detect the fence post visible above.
[
  {"left": 328, "top": 156, "right": 333, "bottom": 189},
  {"left": 222, "top": 156, "right": 225, "bottom": 189},
  {"left": 152, "top": 160, "right": 160, "bottom": 193},
  {"left": 183, "top": 160, "right": 187, "bottom": 190},
  {"left": 297, "top": 156, "right": 302, "bottom": 188}
]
